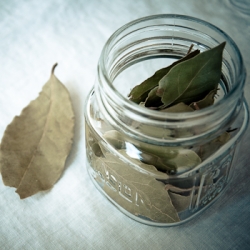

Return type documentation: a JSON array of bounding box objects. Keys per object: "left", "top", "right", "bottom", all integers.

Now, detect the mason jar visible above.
[{"left": 84, "top": 14, "right": 249, "bottom": 226}]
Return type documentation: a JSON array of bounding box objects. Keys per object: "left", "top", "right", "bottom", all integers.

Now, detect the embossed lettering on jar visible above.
[{"left": 84, "top": 15, "right": 249, "bottom": 226}]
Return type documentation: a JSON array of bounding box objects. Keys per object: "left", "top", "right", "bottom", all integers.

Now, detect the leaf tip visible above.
[
  {"left": 217, "top": 41, "right": 226, "bottom": 52},
  {"left": 15, "top": 190, "right": 26, "bottom": 199},
  {"left": 51, "top": 63, "right": 58, "bottom": 75}
]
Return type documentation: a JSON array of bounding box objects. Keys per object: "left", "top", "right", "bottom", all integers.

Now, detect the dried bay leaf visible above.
[
  {"left": 103, "top": 130, "right": 178, "bottom": 160},
  {"left": 168, "top": 192, "right": 191, "bottom": 212},
  {"left": 166, "top": 174, "right": 214, "bottom": 212},
  {"left": 95, "top": 154, "right": 180, "bottom": 223},
  {"left": 103, "top": 130, "right": 178, "bottom": 174},
  {"left": 118, "top": 150, "right": 163, "bottom": 175},
  {"left": 103, "top": 130, "right": 201, "bottom": 174},
  {"left": 166, "top": 149, "right": 201, "bottom": 175},
  {"left": 0, "top": 64, "right": 75, "bottom": 199},
  {"left": 144, "top": 86, "right": 162, "bottom": 108},
  {"left": 101, "top": 131, "right": 173, "bottom": 176},
  {"left": 199, "top": 132, "right": 230, "bottom": 160},
  {"left": 128, "top": 49, "right": 200, "bottom": 104},
  {"left": 157, "top": 42, "right": 225, "bottom": 108},
  {"left": 168, "top": 189, "right": 208, "bottom": 212},
  {"left": 103, "top": 149, "right": 168, "bottom": 179},
  {"left": 161, "top": 102, "right": 194, "bottom": 113},
  {"left": 189, "top": 89, "right": 217, "bottom": 110},
  {"left": 132, "top": 122, "right": 173, "bottom": 139}
]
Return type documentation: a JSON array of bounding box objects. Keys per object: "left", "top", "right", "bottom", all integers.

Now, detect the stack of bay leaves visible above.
[
  {"left": 129, "top": 42, "right": 225, "bottom": 111},
  {"left": 87, "top": 42, "right": 232, "bottom": 223},
  {"left": 125, "top": 42, "right": 231, "bottom": 172},
  {"left": 0, "top": 64, "right": 75, "bottom": 199},
  {"left": 102, "top": 42, "right": 230, "bottom": 174}
]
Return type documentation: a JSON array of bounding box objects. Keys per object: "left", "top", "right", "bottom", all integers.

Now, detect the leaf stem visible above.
[
  {"left": 187, "top": 44, "right": 194, "bottom": 54},
  {"left": 51, "top": 63, "right": 58, "bottom": 75},
  {"left": 193, "top": 102, "right": 200, "bottom": 110}
]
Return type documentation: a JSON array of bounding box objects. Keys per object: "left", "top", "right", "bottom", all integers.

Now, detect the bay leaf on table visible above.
[
  {"left": 128, "top": 49, "right": 200, "bottom": 104},
  {"left": 95, "top": 154, "right": 180, "bottom": 223},
  {"left": 157, "top": 42, "right": 225, "bottom": 108},
  {"left": 0, "top": 64, "right": 75, "bottom": 199}
]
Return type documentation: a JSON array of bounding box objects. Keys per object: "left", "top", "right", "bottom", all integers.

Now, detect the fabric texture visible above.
[{"left": 0, "top": 0, "right": 250, "bottom": 249}]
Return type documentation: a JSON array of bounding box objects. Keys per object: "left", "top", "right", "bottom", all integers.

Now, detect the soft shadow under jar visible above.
[{"left": 84, "top": 14, "right": 249, "bottom": 226}]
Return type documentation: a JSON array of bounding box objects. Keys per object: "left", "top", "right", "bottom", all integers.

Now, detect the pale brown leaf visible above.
[
  {"left": 160, "top": 102, "right": 194, "bottom": 113},
  {"left": 94, "top": 153, "right": 180, "bottom": 223},
  {"left": 0, "top": 64, "right": 75, "bottom": 199}
]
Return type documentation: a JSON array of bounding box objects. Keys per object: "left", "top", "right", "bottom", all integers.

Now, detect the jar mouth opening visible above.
[{"left": 98, "top": 14, "right": 246, "bottom": 121}]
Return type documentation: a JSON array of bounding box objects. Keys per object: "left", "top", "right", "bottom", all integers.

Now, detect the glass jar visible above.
[{"left": 84, "top": 14, "right": 249, "bottom": 226}]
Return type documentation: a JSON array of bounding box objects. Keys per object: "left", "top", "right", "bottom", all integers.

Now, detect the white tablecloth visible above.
[{"left": 1, "top": 0, "right": 250, "bottom": 249}]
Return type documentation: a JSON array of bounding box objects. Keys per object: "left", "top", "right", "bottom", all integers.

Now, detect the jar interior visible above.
[
  {"left": 85, "top": 99, "right": 248, "bottom": 225},
  {"left": 100, "top": 16, "right": 244, "bottom": 112},
  {"left": 112, "top": 54, "right": 226, "bottom": 103}
]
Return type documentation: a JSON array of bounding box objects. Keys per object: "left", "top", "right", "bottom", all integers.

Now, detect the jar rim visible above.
[{"left": 98, "top": 14, "right": 246, "bottom": 121}]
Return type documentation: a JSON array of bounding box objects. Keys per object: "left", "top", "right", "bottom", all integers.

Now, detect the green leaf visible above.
[
  {"left": 189, "top": 89, "right": 217, "bottom": 110},
  {"left": 0, "top": 64, "right": 75, "bottom": 199},
  {"left": 94, "top": 154, "right": 180, "bottom": 223},
  {"left": 144, "top": 86, "right": 163, "bottom": 108},
  {"left": 161, "top": 102, "right": 194, "bottom": 113},
  {"left": 157, "top": 42, "right": 226, "bottom": 108},
  {"left": 128, "top": 49, "right": 200, "bottom": 104}
]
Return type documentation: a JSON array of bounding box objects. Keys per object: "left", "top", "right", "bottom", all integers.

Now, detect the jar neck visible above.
[{"left": 96, "top": 14, "right": 246, "bottom": 146}]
